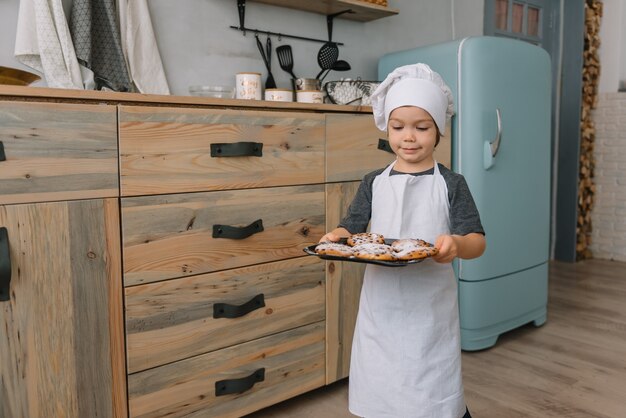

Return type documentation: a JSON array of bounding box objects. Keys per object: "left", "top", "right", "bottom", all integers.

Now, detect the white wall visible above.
[
  {"left": 590, "top": 93, "right": 626, "bottom": 261},
  {"left": 598, "top": 0, "right": 626, "bottom": 92},
  {"left": 0, "top": 0, "right": 484, "bottom": 95}
]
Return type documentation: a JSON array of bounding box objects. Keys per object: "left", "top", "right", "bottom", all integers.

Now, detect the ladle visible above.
[{"left": 319, "top": 59, "right": 351, "bottom": 83}]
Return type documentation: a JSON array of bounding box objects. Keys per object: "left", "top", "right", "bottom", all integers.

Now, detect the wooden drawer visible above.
[
  {"left": 127, "top": 321, "right": 325, "bottom": 418},
  {"left": 121, "top": 184, "right": 325, "bottom": 285},
  {"left": 0, "top": 101, "right": 118, "bottom": 205},
  {"left": 125, "top": 256, "right": 325, "bottom": 373},
  {"left": 325, "top": 182, "right": 365, "bottom": 384},
  {"left": 326, "top": 114, "right": 451, "bottom": 182},
  {"left": 326, "top": 113, "right": 394, "bottom": 182},
  {"left": 119, "top": 105, "right": 325, "bottom": 196}
]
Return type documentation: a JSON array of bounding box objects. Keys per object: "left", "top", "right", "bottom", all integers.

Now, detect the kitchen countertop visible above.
[{"left": 0, "top": 85, "right": 373, "bottom": 114}]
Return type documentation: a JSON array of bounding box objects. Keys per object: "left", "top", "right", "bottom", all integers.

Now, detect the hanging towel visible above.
[
  {"left": 118, "top": 0, "right": 170, "bottom": 94},
  {"left": 70, "top": 0, "right": 133, "bottom": 92},
  {"left": 14, "top": 0, "right": 84, "bottom": 89}
]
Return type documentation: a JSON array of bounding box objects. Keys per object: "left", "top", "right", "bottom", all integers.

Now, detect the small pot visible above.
[{"left": 294, "top": 78, "right": 321, "bottom": 91}]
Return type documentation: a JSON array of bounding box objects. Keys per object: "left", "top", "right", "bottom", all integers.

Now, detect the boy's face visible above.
[{"left": 387, "top": 106, "right": 438, "bottom": 173}]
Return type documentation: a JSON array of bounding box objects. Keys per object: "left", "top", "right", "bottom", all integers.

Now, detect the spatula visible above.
[{"left": 276, "top": 45, "right": 298, "bottom": 80}]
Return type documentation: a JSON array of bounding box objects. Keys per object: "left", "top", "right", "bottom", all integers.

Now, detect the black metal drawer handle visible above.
[
  {"left": 0, "top": 141, "right": 6, "bottom": 161},
  {"left": 378, "top": 138, "right": 394, "bottom": 154},
  {"left": 210, "top": 142, "right": 263, "bottom": 157},
  {"left": 213, "top": 294, "right": 265, "bottom": 319},
  {"left": 213, "top": 219, "right": 264, "bottom": 239},
  {"left": 215, "top": 368, "right": 265, "bottom": 397},
  {"left": 0, "top": 227, "right": 11, "bottom": 302}
]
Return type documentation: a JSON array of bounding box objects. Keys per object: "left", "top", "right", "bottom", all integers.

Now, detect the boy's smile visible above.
[{"left": 387, "top": 105, "right": 438, "bottom": 173}]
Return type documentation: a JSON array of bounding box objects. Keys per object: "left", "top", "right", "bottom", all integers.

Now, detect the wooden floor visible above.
[{"left": 246, "top": 259, "right": 626, "bottom": 418}]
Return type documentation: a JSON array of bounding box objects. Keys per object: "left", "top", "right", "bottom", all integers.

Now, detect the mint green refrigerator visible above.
[{"left": 378, "top": 36, "right": 551, "bottom": 351}]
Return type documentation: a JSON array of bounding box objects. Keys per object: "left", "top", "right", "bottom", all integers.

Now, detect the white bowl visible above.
[{"left": 189, "top": 85, "right": 235, "bottom": 99}]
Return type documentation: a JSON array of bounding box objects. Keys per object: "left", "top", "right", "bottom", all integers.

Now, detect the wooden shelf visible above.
[{"left": 249, "top": 0, "right": 398, "bottom": 22}]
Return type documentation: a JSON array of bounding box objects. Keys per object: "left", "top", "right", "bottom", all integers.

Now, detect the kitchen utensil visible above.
[
  {"left": 0, "top": 66, "right": 41, "bottom": 86},
  {"left": 255, "top": 35, "right": 276, "bottom": 89},
  {"left": 303, "top": 238, "right": 429, "bottom": 267},
  {"left": 319, "top": 59, "right": 351, "bottom": 83},
  {"left": 294, "top": 78, "right": 321, "bottom": 91},
  {"left": 265, "top": 35, "right": 276, "bottom": 89},
  {"left": 276, "top": 45, "right": 298, "bottom": 80},
  {"left": 266, "top": 36, "right": 272, "bottom": 71},
  {"left": 315, "top": 11, "right": 351, "bottom": 79},
  {"left": 315, "top": 43, "right": 339, "bottom": 79}
]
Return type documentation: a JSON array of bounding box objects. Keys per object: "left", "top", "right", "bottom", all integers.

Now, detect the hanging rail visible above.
[{"left": 231, "top": 0, "right": 351, "bottom": 45}]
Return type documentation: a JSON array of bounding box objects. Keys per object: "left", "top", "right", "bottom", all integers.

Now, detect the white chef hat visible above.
[{"left": 371, "top": 63, "right": 454, "bottom": 134}]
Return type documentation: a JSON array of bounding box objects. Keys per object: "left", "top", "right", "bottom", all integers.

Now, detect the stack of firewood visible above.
[{"left": 577, "top": 0, "right": 602, "bottom": 260}]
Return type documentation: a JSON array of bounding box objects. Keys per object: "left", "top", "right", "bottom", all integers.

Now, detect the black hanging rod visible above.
[
  {"left": 229, "top": 25, "right": 345, "bottom": 45},
  {"left": 232, "top": 0, "right": 350, "bottom": 45}
]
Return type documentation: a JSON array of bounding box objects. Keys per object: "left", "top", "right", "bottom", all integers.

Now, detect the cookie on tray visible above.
[
  {"left": 315, "top": 242, "right": 354, "bottom": 257},
  {"left": 347, "top": 232, "right": 386, "bottom": 247},
  {"left": 352, "top": 243, "right": 397, "bottom": 261},
  {"left": 391, "top": 238, "right": 439, "bottom": 260}
]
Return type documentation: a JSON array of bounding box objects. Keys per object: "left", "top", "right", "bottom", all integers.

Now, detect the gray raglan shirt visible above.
[{"left": 338, "top": 163, "right": 485, "bottom": 236}]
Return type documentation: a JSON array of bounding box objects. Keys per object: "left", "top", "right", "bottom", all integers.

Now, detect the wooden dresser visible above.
[{"left": 0, "top": 86, "right": 449, "bottom": 418}]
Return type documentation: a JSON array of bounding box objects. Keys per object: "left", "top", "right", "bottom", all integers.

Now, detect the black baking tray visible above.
[{"left": 303, "top": 238, "right": 433, "bottom": 267}]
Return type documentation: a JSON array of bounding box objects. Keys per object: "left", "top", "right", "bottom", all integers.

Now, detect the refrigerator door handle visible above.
[{"left": 483, "top": 108, "right": 502, "bottom": 169}]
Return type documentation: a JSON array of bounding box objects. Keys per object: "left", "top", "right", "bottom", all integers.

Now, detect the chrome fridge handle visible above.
[{"left": 483, "top": 108, "right": 502, "bottom": 170}]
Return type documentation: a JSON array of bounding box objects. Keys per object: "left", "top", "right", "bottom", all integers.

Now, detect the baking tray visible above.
[{"left": 303, "top": 238, "right": 434, "bottom": 267}]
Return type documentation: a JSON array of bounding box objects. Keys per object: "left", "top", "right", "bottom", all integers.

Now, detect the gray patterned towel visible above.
[{"left": 70, "top": 0, "right": 133, "bottom": 91}]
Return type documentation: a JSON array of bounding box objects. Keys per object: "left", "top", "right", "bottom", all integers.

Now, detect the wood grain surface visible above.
[
  {"left": 125, "top": 256, "right": 325, "bottom": 373},
  {"left": 119, "top": 106, "right": 325, "bottom": 196},
  {"left": 326, "top": 114, "right": 451, "bottom": 183},
  {"left": 0, "top": 101, "right": 118, "bottom": 205},
  {"left": 121, "top": 185, "right": 325, "bottom": 285},
  {"left": 128, "top": 322, "right": 326, "bottom": 418},
  {"left": 0, "top": 84, "right": 374, "bottom": 114},
  {"left": 0, "top": 199, "right": 126, "bottom": 418},
  {"left": 324, "top": 181, "right": 365, "bottom": 384},
  {"left": 325, "top": 114, "right": 395, "bottom": 183}
]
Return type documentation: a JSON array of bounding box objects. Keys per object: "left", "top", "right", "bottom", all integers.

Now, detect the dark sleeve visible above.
[
  {"left": 337, "top": 168, "right": 384, "bottom": 233},
  {"left": 441, "top": 165, "right": 485, "bottom": 236}
]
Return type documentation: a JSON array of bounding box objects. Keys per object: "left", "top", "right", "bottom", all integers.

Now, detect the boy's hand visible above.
[
  {"left": 319, "top": 227, "right": 352, "bottom": 243},
  {"left": 432, "top": 235, "right": 458, "bottom": 263},
  {"left": 432, "top": 233, "right": 486, "bottom": 263},
  {"left": 319, "top": 232, "right": 342, "bottom": 243}
]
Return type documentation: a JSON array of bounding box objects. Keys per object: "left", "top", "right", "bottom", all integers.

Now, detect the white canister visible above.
[
  {"left": 296, "top": 90, "right": 324, "bottom": 104},
  {"left": 236, "top": 72, "right": 262, "bottom": 100},
  {"left": 264, "top": 88, "right": 293, "bottom": 102}
]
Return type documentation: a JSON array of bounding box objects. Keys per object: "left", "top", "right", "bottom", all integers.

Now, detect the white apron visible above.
[{"left": 348, "top": 161, "right": 465, "bottom": 418}]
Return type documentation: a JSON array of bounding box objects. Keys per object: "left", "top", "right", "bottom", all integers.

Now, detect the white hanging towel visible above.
[
  {"left": 118, "top": 0, "right": 170, "bottom": 95},
  {"left": 14, "top": 0, "right": 84, "bottom": 89}
]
